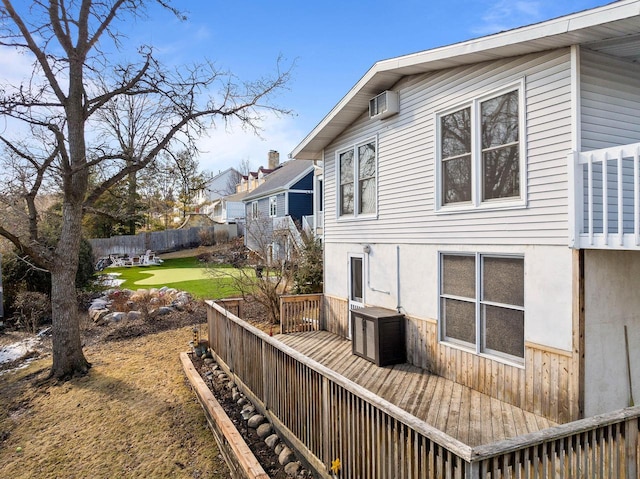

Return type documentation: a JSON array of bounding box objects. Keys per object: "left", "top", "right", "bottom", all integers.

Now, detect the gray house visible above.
[
  {"left": 292, "top": 0, "right": 640, "bottom": 422},
  {"left": 243, "top": 159, "right": 315, "bottom": 261}
]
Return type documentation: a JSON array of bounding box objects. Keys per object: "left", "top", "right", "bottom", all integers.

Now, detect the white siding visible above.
[
  {"left": 580, "top": 49, "right": 640, "bottom": 151},
  {"left": 323, "top": 49, "right": 573, "bottom": 246}
]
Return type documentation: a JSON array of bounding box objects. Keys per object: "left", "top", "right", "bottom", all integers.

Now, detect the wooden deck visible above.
[{"left": 275, "top": 330, "right": 556, "bottom": 447}]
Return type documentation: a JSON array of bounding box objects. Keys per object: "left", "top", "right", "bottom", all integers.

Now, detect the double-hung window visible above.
[
  {"left": 269, "top": 196, "right": 277, "bottom": 217},
  {"left": 251, "top": 201, "right": 258, "bottom": 220},
  {"left": 338, "top": 139, "right": 377, "bottom": 218},
  {"left": 439, "top": 252, "right": 525, "bottom": 363},
  {"left": 438, "top": 84, "right": 524, "bottom": 209}
]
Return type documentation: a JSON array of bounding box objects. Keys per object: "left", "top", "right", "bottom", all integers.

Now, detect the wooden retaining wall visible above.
[{"left": 180, "top": 352, "right": 269, "bottom": 479}]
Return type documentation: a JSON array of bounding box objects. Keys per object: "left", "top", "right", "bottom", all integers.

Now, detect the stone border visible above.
[{"left": 180, "top": 352, "right": 269, "bottom": 479}]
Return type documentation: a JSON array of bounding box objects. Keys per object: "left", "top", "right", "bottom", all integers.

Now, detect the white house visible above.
[
  {"left": 195, "top": 167, "right": 241, "bottom": 210},
  {"left": 292, "top": 0, "right": 640, "bottom": 423}
]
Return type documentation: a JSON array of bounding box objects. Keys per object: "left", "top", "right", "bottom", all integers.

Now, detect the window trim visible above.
[
  {"left": 335, "top": 136, "right": 378, "bottom": 221},
  {"left": 269, "top": 196, "right": 277, "bottom": 217},
  {"left": 435, "top": 80, "right": 527, "bottom": 213},
  {"left": 250, "top": 201, "right": 259, "bottom": 220},
  {"left": 438, "top": 251, "right": 525, "bottom": 366}
]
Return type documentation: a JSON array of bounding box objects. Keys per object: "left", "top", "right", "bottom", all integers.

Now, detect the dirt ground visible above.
[
  {"left": 0, "top": 295, "right": 292, "bottom": 479},
  {"left": 0, "top": 305, "right": 232, "bottom": 479}
]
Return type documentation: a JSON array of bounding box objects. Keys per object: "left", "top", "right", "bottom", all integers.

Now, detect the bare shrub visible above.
[
  {"left": 214, "top": 229, "right": 230, "bottom": 244},
  {"left": 13, "top": 291, "right": 51, "bottom": 333},
  {"left": 198, "top": 227, "right": 216, "bottom": 246}
]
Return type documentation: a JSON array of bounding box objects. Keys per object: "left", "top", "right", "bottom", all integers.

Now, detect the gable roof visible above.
[
  {"left": 243, "top": 160, "right": 314, "bottom": 202},
  {"left": 291, "top": 0, "right": 640, "bottom": 160}
]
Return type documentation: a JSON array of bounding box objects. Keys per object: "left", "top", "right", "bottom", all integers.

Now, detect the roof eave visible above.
[{"left": 290, "top": 0, "right": 640, "bottom": 160}]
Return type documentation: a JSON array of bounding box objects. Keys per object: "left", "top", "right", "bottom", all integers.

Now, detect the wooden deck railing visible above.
[
  {"left": 280, "top": 293, "right": 323, "bottom": 334},
  {"left": 206, "top": 300, "right": 640, "bottom": 478}
]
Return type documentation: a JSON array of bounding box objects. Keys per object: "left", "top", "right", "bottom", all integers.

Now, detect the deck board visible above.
[{"left": 276, "top": 330, "right": 557, "bottom": 447}]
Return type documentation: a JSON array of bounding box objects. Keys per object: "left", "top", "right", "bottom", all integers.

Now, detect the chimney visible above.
[{"left": 268, "top": 150, "right": 280, "bottom": 170}]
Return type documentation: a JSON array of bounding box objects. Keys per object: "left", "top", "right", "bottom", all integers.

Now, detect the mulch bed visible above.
[{"left": 191, "top": 354, "right": 297, "bottom": 479}]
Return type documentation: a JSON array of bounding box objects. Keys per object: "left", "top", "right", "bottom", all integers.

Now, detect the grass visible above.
[
  {"left": 0, "top": 326, "right": 230, "bottom": 478},
  {"left": 105, "top": 257, "right": 252, "bottom": 299}
]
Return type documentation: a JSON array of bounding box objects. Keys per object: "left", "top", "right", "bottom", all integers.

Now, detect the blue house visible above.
[{"left": 243, "top": 159, "right": 315, "bottom": 261}]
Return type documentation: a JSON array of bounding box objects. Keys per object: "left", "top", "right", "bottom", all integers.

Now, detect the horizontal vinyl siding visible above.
[
  {"left": 324, "top": 49, "right": 573, "bottom": 245},
  {"left": 580, "top": 49, "right": 640, "bottom": 151}
]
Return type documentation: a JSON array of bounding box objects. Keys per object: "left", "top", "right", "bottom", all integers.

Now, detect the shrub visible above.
[
  {"left": 2, "top": 238, "right": 95, "bottom": 312},
  {"left": 198, "top": 227, "right": 216, "bottom": 246},
  {"left": 293, "top": 234, "right": 323, "bottom": 294},
  {"left": 13, "top": 291, "right": 51, "bottom": 333},
  {"left": 214, "top": 229, "right": 230, "bottom": 244}
]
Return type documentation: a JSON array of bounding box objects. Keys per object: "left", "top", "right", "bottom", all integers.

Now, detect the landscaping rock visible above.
[
  {"left": 226, "top": 381, "right": 235, "bottom": 389},
  {"left": 104, "top": 311, "right": 126, "bottom": 322},
  {"left": 89, "top": 299, "right": 109, "bottom": 310},
  {"left": 284, "top": 461, "right": 301, "bottom": 476},
  {"left": 89, "top": 308, "right": 110, "bottom": 323},
  {"left": 265, "top": 434, "right": 279, "bottom": 449},
  {"left": 203, "top": 357, "right": 214, "bottom": 365},
  {"left": 232, "top": 390, "right": 241, "bottom": 401},
  {"left": 247, "top": 414, "right": 265, "bottom": 429},
  {"left": 241, "top": 405, "right": 255, "bottom": 420},
  {"left": 127, "top": 311, "right": 142, "bottom": 320},
  {"left": 256, "top": 422, "right": 273, "bottom": 439},
  {"left": 274, "top": 443, "right": 284, "bottom": 456},
  {"left": 278, "top": 446, "right": 295, "bottom": 466},
  {"left": 237, "top": 397, "right": 248, "bottom": 406},
  {"left": 157, "top": 306, "right": 173, "bottom": 316}
]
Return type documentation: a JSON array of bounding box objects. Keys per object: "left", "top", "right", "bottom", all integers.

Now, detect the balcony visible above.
[{"left": 570, "top": 142, "right": 640, "bottom": 249}]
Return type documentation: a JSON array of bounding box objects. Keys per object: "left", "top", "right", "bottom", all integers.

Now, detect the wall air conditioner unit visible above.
[{"left": 369, "top": 90, "right": 399, "bottom": 120}]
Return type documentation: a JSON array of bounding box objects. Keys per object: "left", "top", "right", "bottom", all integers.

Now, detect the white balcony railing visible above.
[{"left": 570, "top": 142, "right": 640, "bottom": 249}]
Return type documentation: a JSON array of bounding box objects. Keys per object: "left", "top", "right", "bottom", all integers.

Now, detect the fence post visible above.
[{"left": 465, "top": 460, "right": 480, "bottom": 479}]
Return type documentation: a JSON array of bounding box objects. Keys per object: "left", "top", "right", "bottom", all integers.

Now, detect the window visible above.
[
  {"left": 439, "top": 253, "right": 524, "bottom": 362},
  {"left": 338, "top": 139, "right": 377, "bottom": 218},
  {"left": 438, "top": 86, "right": 523, "bottom": 209},
  {"left": 269, "top": 196, "right": 277, "bottom": 217},
  {"left": 350, "top": 256, "right": 364, "bottom": 303},
  {"left": 251, "top": 201, "right": 258, "bottom": 219}
]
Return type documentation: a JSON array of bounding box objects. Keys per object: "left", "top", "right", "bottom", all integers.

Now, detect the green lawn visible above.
[{"left": 103, "top": 257, "right": 250, "bottom": 299}]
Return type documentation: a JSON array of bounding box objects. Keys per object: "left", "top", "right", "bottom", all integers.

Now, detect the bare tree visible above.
[
  {"left": 219, "top": 212, "right": 297, "bottom": 324},
  {"left": 0, "top": 0, "right": 292, "bottom": 379}
]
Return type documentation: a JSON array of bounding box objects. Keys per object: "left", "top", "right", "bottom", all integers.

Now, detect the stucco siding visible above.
[
  {"left": 584, "top": 250, "right": 640, "bottom": 416},
  {"left": 580, "top": 49, "right": 640, "bottom": 151},
  {"left": 324, "top": 242, "right": 573, "bottom": 353},
  {"left": 323, "top": 49, "right": 573, "bottom": 246}
]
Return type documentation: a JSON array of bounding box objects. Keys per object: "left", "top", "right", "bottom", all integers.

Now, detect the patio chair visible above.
[
  {"left": 142, "top": 250, "right": 162, "bottom": 265},
  {"left": 109, "top": 254, "right": 126, "bottom": 267}
]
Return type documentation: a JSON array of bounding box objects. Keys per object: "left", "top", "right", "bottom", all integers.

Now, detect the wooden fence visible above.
[
  {"left": 206, "top": 299, "right": 640, "bottom": 478},
  {"left": 89, "top": 224, "right": 237, "bottom": 258},
  {"left": 280, "top": 294, "right": 323, "bottom": 334}
]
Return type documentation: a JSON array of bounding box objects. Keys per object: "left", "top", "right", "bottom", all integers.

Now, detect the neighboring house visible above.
[
  {"left": 195, "top": 167, "right": 242, "bottom": 210},
  {"left": 291, "top": 0, "right": 640, "bottom": 424},
  {"left": 243, "top": 159, "right": 315, "bottom": 261},
  {"left": 209, "top": 191, "right": 248, "bottom": 225}
]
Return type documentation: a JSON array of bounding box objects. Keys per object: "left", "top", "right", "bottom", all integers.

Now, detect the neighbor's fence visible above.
[
  {"left": 207, "top": 299, "right": 640, "bottom": 478},
  {"left": 280, "top": 293, "right": 323, "bottom": 334},
  {"left": 89, "top": 224, "right": 236, "bottom": 258}
]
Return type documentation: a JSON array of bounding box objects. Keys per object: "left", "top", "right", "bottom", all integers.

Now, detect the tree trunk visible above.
[{"left": 49, "top": 202, "right": 91, "bottom": 379}]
